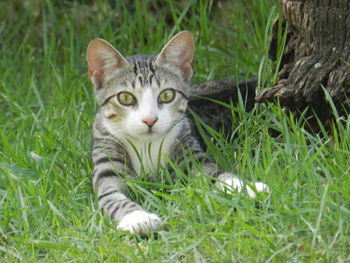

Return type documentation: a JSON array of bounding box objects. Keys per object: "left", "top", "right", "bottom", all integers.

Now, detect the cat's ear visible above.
[
  {"left": 86, "top": 38, "right": 129, "bottom": 85},
  {"left": 155, "top": 31, "right": 195, "bottom": 81}
]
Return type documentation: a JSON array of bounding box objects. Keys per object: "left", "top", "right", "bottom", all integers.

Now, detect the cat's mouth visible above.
[
  {"left": 146, "top": 128, "right": 163, "bottom": 137},
  {"left": 136, "top": 128, "right": 157, "bottom": 137},
  {"left": 141, "top": 128, "right": 166, "bottom": 139}
]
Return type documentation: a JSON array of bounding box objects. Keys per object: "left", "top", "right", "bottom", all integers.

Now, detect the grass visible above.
[{"left": 1, "top": 0, "right": 349, "bottom": 262}]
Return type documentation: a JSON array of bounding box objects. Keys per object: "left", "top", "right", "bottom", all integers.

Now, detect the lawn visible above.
[{"left": 1, "top": 0, "right": 349, "bottom": 262}]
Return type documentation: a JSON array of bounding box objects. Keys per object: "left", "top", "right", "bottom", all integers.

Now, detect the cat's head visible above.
[{"left": 87, "top": 31, "right": 194, "bottom": 141}]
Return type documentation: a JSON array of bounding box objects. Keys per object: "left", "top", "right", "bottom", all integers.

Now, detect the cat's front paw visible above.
[
  {"left": 117, "top": 210, "right": 163, "bottom": 235},
  {"left": 217, "top": 173, "right": 270, "bottom": 198}
]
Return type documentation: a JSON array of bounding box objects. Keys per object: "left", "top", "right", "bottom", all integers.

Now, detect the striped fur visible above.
[{"left": 87, "top": 32, "right": 269, "bottom": 235}]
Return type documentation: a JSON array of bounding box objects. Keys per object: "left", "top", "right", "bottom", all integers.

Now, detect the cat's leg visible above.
[
  {"left": 215, "top": 172, "right": 270, "bottom": 198},
  {"left": 173, "top": 125, "right": 270, "bottom": 198},
  {"left": 200, "top": 161, "right": 270, "bottom": 198},
  {"left": 92, "top": 140, "right": 162, "bottom": 235}
]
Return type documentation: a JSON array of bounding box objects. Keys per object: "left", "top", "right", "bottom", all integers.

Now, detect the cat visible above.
[{"left": 86, "top": 31, "right": 269, "bottom": 235}]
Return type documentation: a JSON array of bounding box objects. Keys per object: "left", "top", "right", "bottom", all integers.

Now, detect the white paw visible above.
[
  {"left": 217, "top": 173, "right": 270, "bottom": 198},
  {"left": 117, "top": 210, "right": 162, "bottom": 235}
]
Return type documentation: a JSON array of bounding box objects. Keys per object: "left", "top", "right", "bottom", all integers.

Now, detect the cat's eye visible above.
[
  {"left": 158, "top": 89, "right": 175, "bottom": 104},
  {"left": 117, "top": 92, "right": 136, "bottom": 106}
]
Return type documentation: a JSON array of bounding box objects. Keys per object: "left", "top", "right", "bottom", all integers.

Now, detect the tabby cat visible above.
[{"left": 86, "top": 31, "right": 269, "bottom": 235}]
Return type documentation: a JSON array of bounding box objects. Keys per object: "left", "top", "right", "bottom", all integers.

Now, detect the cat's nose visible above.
[{"left": 142, "top": 117, "right": 158, "bottom": 128}]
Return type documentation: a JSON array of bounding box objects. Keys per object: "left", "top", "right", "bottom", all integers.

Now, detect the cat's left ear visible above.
[
  {"left": 155, "top": 31, "right": 194, "bottom": 81},
  {"left": 86, "top": 38, "right": 129, "bottom": 86}
]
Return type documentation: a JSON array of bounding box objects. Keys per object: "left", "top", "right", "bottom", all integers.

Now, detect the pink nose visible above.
[{"left": 142, "top": 117, "right": 158, "bottom": 127}]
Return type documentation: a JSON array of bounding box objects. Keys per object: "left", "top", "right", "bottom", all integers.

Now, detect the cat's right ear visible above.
[
  {"left": 155, "top": 31, "right": 195, "bottom": 82},
  {"left": 86, "top": 38, "right": 129, "bottom": 86}
]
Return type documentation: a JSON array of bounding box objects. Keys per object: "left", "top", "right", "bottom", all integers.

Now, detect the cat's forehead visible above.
[
  {"left": 127, "top": 55, "right": 156, "bottom": 76},
  {"left": 97, "top": 54, "right": 189, "bottom": 104},
  {"left": 127, "top": 55, "right": 181, "bottom": 85},
  {"left": 108, "top": 55, "right": 185, "bottom": 89},
  {"left": 126, "top": 55, "right": 161, "bottom": 89}
]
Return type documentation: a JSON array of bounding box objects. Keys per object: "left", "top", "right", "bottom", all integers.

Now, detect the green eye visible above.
[
  {"left": 117, "top": 92, "right": 136, "bottom": 106},
  {"left": 159, "top": 89, "right": 175, "bottom": 103}
]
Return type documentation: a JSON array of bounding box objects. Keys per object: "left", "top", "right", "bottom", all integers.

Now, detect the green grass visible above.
[{"left": 1, "top": 0, "right": 350, "bottom": 262}]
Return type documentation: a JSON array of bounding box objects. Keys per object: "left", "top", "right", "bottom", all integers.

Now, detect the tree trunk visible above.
[{"left": 256, "top": 0, "right": 350, "bottom": 131}]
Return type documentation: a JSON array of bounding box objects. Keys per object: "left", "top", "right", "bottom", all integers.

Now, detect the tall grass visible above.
[{"left": 1, "top": 0, "right": 349, "bottom": 262}]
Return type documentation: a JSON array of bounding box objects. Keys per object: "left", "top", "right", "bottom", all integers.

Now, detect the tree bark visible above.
[{"left": 256, "top": 0, "right": 350, "bottom": 130}]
